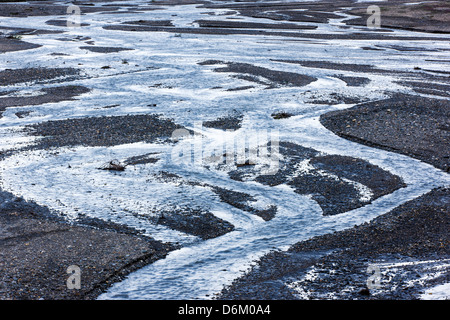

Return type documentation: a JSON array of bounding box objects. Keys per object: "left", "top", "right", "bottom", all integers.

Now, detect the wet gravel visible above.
[
  {"left": 24, "top": 114, "right": 187, "bottom": 149},
  {"left": 320, "top": 94, "right": 450, "bottom": 172},
  {"left": 78, "top": 46, "right": 134, "bottom": 53},
  {"left": 211, "top": 186, "right": 277, "bottom": 221},
  {"left": 202, "top": 111, "right": 243, "bottom": 131},
  {"left": 0, "top": 85, "right": 90, "bottom": 119},
  {"left": 1, "top": 0, "right": 449, "bottom": 301},
  {"left": 218, "top": 187, "right": 449, "bottom": 300},
  {"left": 0, "top": 210, "right": 172, "bottom": 300},
  {"left": 0, "top": 187, "right": 172, "bottom": 300},
  {"left": 153, "top": 207, "right": 235, "bottom": 240},
  {"left": 0, "top": 37, "right": 41, "bottom": 54},
  {"left": 195, "top": 20, "right": 317, "bottom": 30},
  {"left": 229, "top": 141, "right": 405, "bottom": 216},
  {"left": 0, "top": 67, "right": 80, "bottom": 86},
  {"left": 123, "top": 153, "right": 160, "bottom": 166},
  {"left": 199, "top": 60, "right": 317, "bottom": 88}
]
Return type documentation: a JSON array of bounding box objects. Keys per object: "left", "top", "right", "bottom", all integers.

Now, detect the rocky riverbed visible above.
[{"left": 0, "top": 0, "right": 448, "bottom": 300}]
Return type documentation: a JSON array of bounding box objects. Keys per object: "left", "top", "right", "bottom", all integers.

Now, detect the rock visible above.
[{"left": 358, "top": 288, "right": 371, "bottom": 296}]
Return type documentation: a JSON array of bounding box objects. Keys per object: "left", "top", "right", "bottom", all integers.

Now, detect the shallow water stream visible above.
[{"left": 0, "top": 0, "right": 448, "bottom": 299}]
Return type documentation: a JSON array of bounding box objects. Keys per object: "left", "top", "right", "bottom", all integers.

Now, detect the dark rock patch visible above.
[
  {"left": 218, "top": 187, "right": 449, "bottom": 300},
  {"left": 320, "top": 94, "right": 450, "bottom": 172},
  {"left": 230, "top": 141, "right": 405, "bottom": 216},
  {"left": 203, "top": 112, "right": 243, "bottom": 131},
  {"left": 335, "top": 75, "right": 371, "bottom": 87},
  {"left": 79, "top": 46, "right": 133, "bottom": 53},
  {"left": 196, "top": 20, "right": 317, "bottom": 30},
  {"left": 154, "top": 208, "right": 234, "bottom": 240},
  {"left": 45, "top": 19, "right": 90, "bottom": 27},
  {"left": 226, "top": 85, "right": 254, "bottom": 92},
  {"left": 122, "top": 20, "right": 174, "bottom": 27},
  {"left": 15, "top": 110, "right": 32, "bottom": 119},
  {"left": 271, "top": 111, "right": 293, "bottom": 119},
  {"left": 123, "top": 153, "right": 160, "bottom": 166},
  {"left": 0, "top": 67, "right": 80, "bottom": 86},
  {"left": 199, "top": 60, "right": 317, "bottom": 88},
  {"left": 0, "top": 37, "right": 41, "bottom": 53},
  {"left": 211, "top": 186, "right": 277, "bottom": 221},
  {"left": 0, "top": 85, "right": 90, "bottom": 119},
  {"left": 24, "top": 114, "right": 187, "bottom": 149},
  {"left": 273, "top": 59, "right": 381, "bottom": 74}
]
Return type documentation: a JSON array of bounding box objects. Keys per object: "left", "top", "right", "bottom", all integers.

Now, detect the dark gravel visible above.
[
  {"left": 203, "top": 111, "right": 243, "bottom": 131},
  {"left": 0, "top": 188, "right": 172, "bottom": 300},
  {"left": 218, "top": 187, "right": 449, "bottom": 300},
  {"left": 229, "top": 141, "right": 405, "bottom": 216},
  {"left": 24, "top": 114, "right": 187, "bottom": 149},
  {"left": 153, "top": 207, "right": 234, "bottom": 240},
  {"left": 310, "top": 155, "right": 405, "bottom": 198},
  {"left": 102, "top": 23, "right": 449, "bottom": 40},
  {"left": 122, "top": 20, "right": 174, "bottom": 27},
  {"left": 1, "top": 0, "right": 448, "bottom": 301},
  {"left": 195, "top": 20, "right": 317, "bottom": 30},
  {"left": 0, "top": 2, "right": 120, "bottom": 17},
  {"left": 0, "top": 85, "right": 90, "bottom": 119},
  {"left": 202, "top": 0, "right": 450, "bottom": 34},
  {"left": 271, "top": 111, "right": 294, "bottom": 119},
  {"left": 0, "top": 67, "right": 80, "bottom": 86},
  {"left": 211, "top": 186, "right": 277, "bottom": 221},
  {"left": 273, "top": 59, "right": 392, "bottom": 75},
  {"left": 335, "top": 75, "right": 371, "bottom": 87},
  {"left": 199, "top": 60, "right": 317, "bottom": 88},
  {"left": 320, "top": 94, "right": 450, "bottom": 172},
  {"left": 396, "top": 81, "right": 450, "bottom": 98},
  {"left": 0, "top": 37, "right": 41, "bottom": 54},
  {"left": 344, "top": 1, "right": 450, "bottom": 33},
  {"left": 79, "top": 46, "right": 134, "bottom": 53}
]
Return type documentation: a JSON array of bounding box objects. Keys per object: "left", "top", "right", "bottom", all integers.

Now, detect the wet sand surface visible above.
[{"left": 0, "top": 0, "right": 449, "bottom": 300}]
